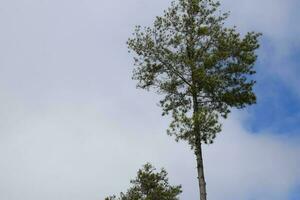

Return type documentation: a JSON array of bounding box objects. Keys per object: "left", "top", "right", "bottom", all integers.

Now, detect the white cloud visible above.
[
  {"left": 222, "top": 0, "right": 300, "bottom": 43},
  {"left": 221, "top": 0, "right": 300, "bottom": 96},
  {"left": 204, "top": 115, "right": 300, "bottom": 200},
  {"left": 0, "top": 98, "right": 299, "bottom": 200}
]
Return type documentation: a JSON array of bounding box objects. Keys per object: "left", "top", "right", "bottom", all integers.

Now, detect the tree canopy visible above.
[
  {"left": 105, "top": 163, "right": 182, "bottom": 200},
  {"left": 127, "top": 0, "right": 260, "bottom": 146}
]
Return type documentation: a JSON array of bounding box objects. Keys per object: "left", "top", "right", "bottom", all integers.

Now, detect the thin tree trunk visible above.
[
  {"left": 192, "top": 93, "right": 207, "bottom": 200},
  {"left": 195, "top": 143, "right": 207, "bottom": 200}
]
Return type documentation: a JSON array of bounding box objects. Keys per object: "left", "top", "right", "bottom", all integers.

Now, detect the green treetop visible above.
[{"left": 105, "top": 163, "right": 182, "bottom": 200}]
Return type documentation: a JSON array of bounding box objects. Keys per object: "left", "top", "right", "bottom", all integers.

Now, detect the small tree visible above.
[
  {"left": 105, "top": 163, "right": 182, "bottom": 200},
  {"left": 127, "top": 0, "right": 261, "bottom": 199}
]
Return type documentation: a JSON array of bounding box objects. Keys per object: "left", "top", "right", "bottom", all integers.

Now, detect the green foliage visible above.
[
  {"left": 105, "top": 163, "right": 182, "bottom": 200},
  {"left": 127, "top": 0, "right": 260, "bottom": 146}
]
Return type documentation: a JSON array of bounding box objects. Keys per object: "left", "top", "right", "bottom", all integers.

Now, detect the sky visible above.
[{"left": 0, "top": 0, "right": 299, "bottom": 200}]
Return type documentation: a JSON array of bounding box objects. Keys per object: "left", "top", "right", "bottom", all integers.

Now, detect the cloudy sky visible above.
[{"left": 0, "top": 0, "right": 300, "bottom": 199}]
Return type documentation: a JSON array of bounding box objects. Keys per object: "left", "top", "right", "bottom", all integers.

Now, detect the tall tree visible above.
[
  {"left": 105, "top": 163, "right": 182, "bottom": 200},
  {"left": 127, "top": 0, "right": 261, "bottom": 199}
]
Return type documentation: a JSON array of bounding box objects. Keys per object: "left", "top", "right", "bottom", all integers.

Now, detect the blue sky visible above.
[
  {"left": 246, "top": 38, "right": 300, "bottom": 134},
  {"left": 0, "top": 0, "right": 299, "bottom": 200}
]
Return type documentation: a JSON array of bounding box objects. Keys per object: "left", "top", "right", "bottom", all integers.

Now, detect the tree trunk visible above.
[
  {"left": 195, "top": 143, "right": 207, "bottom": 200},
  {"left": 191, "top": 90, "right": 207, "bottom": 200},
  {"left": 192, "top": 93, "right": 207, "bottom": 200}
]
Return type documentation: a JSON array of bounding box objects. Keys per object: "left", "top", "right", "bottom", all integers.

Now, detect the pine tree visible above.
[
  {"left": 127, "top": 0, "right": 261, "bottom": 199},
  {"left": 105, "top": 163, "right": 182, "bottom": 200}
]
